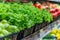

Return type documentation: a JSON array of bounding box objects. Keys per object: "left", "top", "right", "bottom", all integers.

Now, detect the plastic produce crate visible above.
[
  {"left": 0, "top": 33, "right": 18, "bottom": 40},
  {"left": 34, "top": 22, "right": 49, "bottom": 32},
  {"left": 0, "top": 27, "right": 34, "bottom": 40},
  {"left": 17, "top": 26, "right": 34, "bottom": 40}
]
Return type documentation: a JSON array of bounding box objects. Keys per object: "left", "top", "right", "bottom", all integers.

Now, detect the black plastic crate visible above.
[
  {"left": 17, "top": 26, "right": 34, "bottom": 40},
  {"left": 33, "top": 21, "right": 51, "bottom": 32},
  {"left": 34, "top": 16, "right": 60, "bottom": 32}
]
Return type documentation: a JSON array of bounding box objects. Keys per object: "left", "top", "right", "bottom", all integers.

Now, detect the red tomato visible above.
[
  {"left": 36, "top": 4, "right": 41, "bottom": 9},
  {"left": 36, "top": 4, "right": 41, "bottom": 6},
  {"left": 51, "top": 12, "right": 58, "bottom": 19},
  {"left": 57, "top": 11, "right": 60, "bottom": 16},
  {"left": 33, "top": 4, "right": 41, "bottom": 9},
  {"left": 37, "top": 6, "right": 41, "bottom": 9},
  {"left": 55, "top": 8, "right": 59, "bottom": 12},
  {"left": 50, "top": 9, "right": 56, "bottom": 13}
]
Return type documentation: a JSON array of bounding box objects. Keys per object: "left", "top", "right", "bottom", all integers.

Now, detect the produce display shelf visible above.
[
  {"left": 0, "top": 32, "right": 18, "bottom": 40},
  {"left": 21, "top": 17, "right": 60, "bottom": 40},
  {"left": 0, "top": 13, "right": 60, "bottom": 40},
  {"left": 0, "top": 0, "right": 60, "bottom": 40}
]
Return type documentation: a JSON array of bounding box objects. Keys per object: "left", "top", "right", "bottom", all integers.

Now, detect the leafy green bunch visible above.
[
  {"left": 0, "top": 2, "right": 53, "bottom": 34},
  {"left": 42, "top": 9, "right": 53, "bottom": 22}
]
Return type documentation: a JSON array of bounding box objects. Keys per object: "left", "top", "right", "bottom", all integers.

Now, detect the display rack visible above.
[
  {"left": 21, "top": 18, "right": 60, "bottom": 40},
  {"left": 0, "top": 0, "right": 60, "bottom": 40}
]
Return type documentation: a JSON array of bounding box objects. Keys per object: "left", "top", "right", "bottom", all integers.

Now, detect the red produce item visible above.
[
  {"left": 33, "top": 4, "right": 35, "bottom": 6},
  {"left": 50, "top": 9, "right": 56, "bottom": 13},
  {"left": 33, "top": 4, "right": 37, "bottom": 7},
  {"left": 51, "top": 12, "right": 58, "bottom": 19},
  {"left": 45, "top": 6, "right": 49, "bottom": 9},
  {"left": 36, "top": 4, "right": 41, "bottom": 8},
  {"left": 57, "top": 11, "right": 60, "bottom": 16},
  {"left": 37, "top": 5, "right": 41, "bottom": 9},
  {"left": 42, "top": 6, "right": 48, "bottom": 9},
  {"left": 33, "top": 4, "right": 41, "bottom": 9},
  {"left": 55, "top": 8, "right": 59, "bottom": 12}
]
